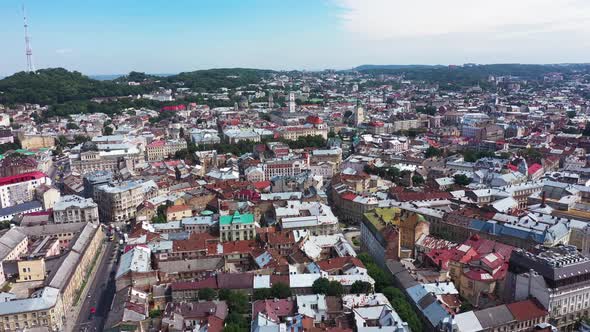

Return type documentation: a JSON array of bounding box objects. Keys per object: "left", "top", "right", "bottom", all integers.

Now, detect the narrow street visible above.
[{"left": 72, "top": 241, "right": 119, "bottom": 332}]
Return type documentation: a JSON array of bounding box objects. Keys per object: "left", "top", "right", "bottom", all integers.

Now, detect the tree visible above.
[
  {"left": 198, "top": 288, "right": 216, "bottom": 301},
  {"left": 226, "top": 291, "right": 249, "bottom": 314},
  {"left": 382, "top": 287, "right": 423, "bottom": 332},
  {"left": 253, "top": 288, "right": 272, "bottom": 301},
  {"left": 425, "top": 146, "right": 442, "bottom": 159},
  {"left": 350, "top": 280, "right": 372, "bottom": 294},
  {"left": 179, "top": 127, "right": 185, "bottom": 139},
  {"left": 271, "top": 282, "right": 291, "bottom": 299},
  {"left": 103, "top": 126, "right": 114, "bottom": 136},
  {"left": 411, "top": 174, "right": 424, "bottom": 186},
  {"left": 327, "top": 281, "right": 344, "bottom": 297},
  {"left": 66, "top": 122, "right": 79, "bottom": 130},
  {"left": 566, "top": 110, "right": 576, "bottom": 118},
  {"left": 312, "top": 278, "right": 330, "bottom": 294},
  {"left": 453, "top": 174, "right": 472, "bottom": 186}
]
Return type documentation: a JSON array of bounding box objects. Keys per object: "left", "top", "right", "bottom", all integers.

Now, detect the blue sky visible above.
[{"left": 1, "top": 0, "right": 589, "bottom": 76}]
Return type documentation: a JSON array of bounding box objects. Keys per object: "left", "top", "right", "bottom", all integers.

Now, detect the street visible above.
[{"left": 73, "top": 240, "right": 119, "bottom": 332}]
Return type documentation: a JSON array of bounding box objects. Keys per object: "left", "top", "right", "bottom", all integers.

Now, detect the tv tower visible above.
[{"left": 23, "top": 4, "right": 35, "bottom": 73}]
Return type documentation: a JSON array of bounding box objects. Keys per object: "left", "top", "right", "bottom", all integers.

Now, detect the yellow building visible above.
[
  {"left": 166, "top": 205, "right": 192, "bottom": 221},
  {"left": 17, "top": 259, "right": 46, "bottom": 282}
]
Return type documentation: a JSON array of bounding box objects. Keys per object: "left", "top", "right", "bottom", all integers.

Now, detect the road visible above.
[{"left": 73, "top": 240, "right": 119, "bottom": 332}]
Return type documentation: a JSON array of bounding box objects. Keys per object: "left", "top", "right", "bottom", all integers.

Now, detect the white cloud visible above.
[{"left": 334, "top": 0, "right": 590, "bottom": 40}]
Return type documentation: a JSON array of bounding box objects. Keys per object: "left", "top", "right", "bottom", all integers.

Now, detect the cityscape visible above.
[{"left": 1, "top": 2, "right": 590, "bottom": 332}]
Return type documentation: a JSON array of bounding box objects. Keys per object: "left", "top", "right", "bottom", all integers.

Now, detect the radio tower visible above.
[{"left": 23, "top": 5, "right": 35, "bottom": 73}]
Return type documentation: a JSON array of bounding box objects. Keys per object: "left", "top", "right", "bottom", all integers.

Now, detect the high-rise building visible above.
[
  {"left": 354, "top": 100, "right": 364, "bottom": 126},
  {"left": 288, "top": 92, "right": 296, "bottom": 113}
]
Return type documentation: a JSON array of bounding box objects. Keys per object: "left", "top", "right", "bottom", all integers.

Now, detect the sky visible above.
[{"left": 1, "top": 0, "right": 589, "bottom": 76}]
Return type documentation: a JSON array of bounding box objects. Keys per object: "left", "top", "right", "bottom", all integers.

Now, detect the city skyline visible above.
[{"left": 1, "top": 0, "right": 590, "bottom": 76}]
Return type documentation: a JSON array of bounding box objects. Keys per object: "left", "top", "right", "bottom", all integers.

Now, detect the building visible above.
[
  {"left": 262, "top": 159, "right": 307, "bottom": 181},
  {"left": 354, "top": 101, "right": 364, "bottom": 126},
  {"left": 53, "top": 195, "right": 99, "bottom": 224},
  {"left": 166, "top": 205, "right": 192, "bottom": 221},
  {"left": 95, "top": 180, "right": 152, "bottom": 223},
  {"left": 288, "top": 92, "right": 296, "bottom": 113},
  {"left": 82, "top": 170, "right": 113, "bottom": 199},
  {"left": 0, "top": 154, "right": 38, "bottom": 177},
  {"left": 69, "top": 136, "right": 144, "bottom": 175},
  {"left": 0, "top": 172, "right": 50, "bottom": 209},
  {"left": 276, "top": 124, "right": 328, "bottom": 140},
  {"left": 275, "top": 201, "right": 339, "bottom": 236},
  {"left": 145, "top": 139, "right": 187, "bottom": 162},
  {"left": 505, "top": 245, "right": 590, "bottom": 330},
  {"left": 219, "top": 211, "right": 257, "bottom": 242}
]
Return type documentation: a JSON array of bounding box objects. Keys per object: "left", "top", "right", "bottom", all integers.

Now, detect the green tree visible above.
[
  {"left": 270, "top": 282, "right": 291, "bottom": 299},
  {"left": 312, "top": 278, "right": 330, "bottom": 294},
  {"left": 198, "top": 288, "right": 216, "bottom": 301},
  {"left": 566, "top": 110, "right": 576, "bottom": 118},
  {"left": 425, "top": 146, "right": 442, "bottom": 158},
  {"left": 453, "top": 174, "right": 472, "bottom": 186},
  {"left": 412, "top": 174, "right": 424, "bottom": 186},
  {"left": 327, "top": 281, "right": 344, "bottom": 297},
  {"left": 350, "top": 280, "right": 372, "bottom": 294},
  {"left": 253, "top": 288, "right": 272, "bottom": 301},
  {"left": 66, "top": 122, "right": 79, "bottom": 130},
  {"left": 103, "top": 126, "right": 114, "bottom": 136},
  {"left": 382, "top": 287, "right": 423, "bottom": 332}
]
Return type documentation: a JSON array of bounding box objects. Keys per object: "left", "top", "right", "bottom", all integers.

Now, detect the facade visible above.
[
  {"left": 82, "top": 170, "right": 113, "bottom": 199},
  {"left": 0, "top": 172, "right": 50, "bottom": 209},
  {"left": 69, "top": 137, "right": 144, "bottom": 175},
  {"left": 145, "top": 139, "right": 187, "bottom": 162},
  {"left": 275, "top": 201, "right": 339, "bottom": 236},
  {"left": 53, "top": 195, "right": 99, "bottom": 224},
  {"left": 261, "top": 159, "right": 307, "bottom": 181},
  {"left": 276, "top": 124, "right": 328, "bottom": 140},
  {"left": 219, "top": 211, "right": 257, "bottom": 242},
  {"left": 94, "top": 181, "right": 147, "bottom": 223},
  {"left": 505, "top": 245, "right": 590, "bottom": 330}
]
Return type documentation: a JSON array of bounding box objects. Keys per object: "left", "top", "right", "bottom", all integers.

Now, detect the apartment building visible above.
[
  {"left": 0, "top": 172, "right": 50, "bottom": 209},
  {"left": 219, "top": 211, "right": 257, "bottom": 242},
  {"left": 53, "top": 195, "right": 99, "bottom": 224},
  {"left": 145, "top": 139, "right": 187, "bottom": 162},
  {"left": 95, "top": 180, "right": 153, "bottom": 223},
  {"left": 505, "top": 245, "right": 590, "bottom": 330}
]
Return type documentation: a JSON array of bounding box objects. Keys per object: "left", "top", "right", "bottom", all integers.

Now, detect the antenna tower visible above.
[{"left": 23, "top": 5, "right": 35, "bottom": 73}]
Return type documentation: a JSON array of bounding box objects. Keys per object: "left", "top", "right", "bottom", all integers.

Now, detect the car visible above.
[{"left": 90, "top": 306, "right": 96, "bottom": 314}]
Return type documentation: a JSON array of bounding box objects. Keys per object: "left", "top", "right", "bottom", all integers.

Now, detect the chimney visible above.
[{"left": 541, "top": 191, "right": 546, "bottom": 208}]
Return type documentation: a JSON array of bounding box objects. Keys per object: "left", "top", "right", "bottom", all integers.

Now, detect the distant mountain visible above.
[{"left": 354, "top": 64, "right": 444, "bottom": 71}]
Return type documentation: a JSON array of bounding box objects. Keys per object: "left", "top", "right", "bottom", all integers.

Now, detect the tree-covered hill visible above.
[
  {"left": 0, "top": 68, "right": 148, "bottom": 105},
  {"left": 0, "top": 67, "right": 276, "bottom": 105},
  {"left": 170, "top": 68, "right": 275, "bottom": 91},
  {"left": 356, "top": 63, "right": 590, "bottom": 83}
]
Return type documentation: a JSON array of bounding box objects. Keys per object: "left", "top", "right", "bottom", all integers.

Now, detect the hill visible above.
[{"left": 0, "top": 68, "right": 147, "bottom": 105}]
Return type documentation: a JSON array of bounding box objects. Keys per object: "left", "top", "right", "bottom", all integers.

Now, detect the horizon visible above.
[
  {"left": 2, "top": 0, "right": 590, "bottom": 76},
  {"left": 3, "top": 62, "right": 590, "bottom": 80}
]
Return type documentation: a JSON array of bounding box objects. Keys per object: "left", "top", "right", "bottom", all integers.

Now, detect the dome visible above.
[{"left": 81, "top": 141, "right": 99, "bottom": 152}]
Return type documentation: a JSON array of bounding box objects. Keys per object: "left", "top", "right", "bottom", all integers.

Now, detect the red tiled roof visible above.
[
  {"left": 167, "top": 205, "right": 191, "bottom": 213},
  {"left": 506, "top": 299, "right": 548, "bottom": 321},
  {"left": 252, "top": 299, "right": 295, "bottom": 322},
  {"left": 171, "top": 277, "right": 218, "bottom": 291},
  {"left": 317, "top": 256, "right": 365, "bottom": 272},
  {"left": 0, "top": 171, "right": 47, "bottom": 187}
]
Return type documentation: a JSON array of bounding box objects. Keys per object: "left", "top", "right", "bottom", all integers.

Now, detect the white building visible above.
[{"left": 53, "top": 195, "right": 99, "bottom": 224}]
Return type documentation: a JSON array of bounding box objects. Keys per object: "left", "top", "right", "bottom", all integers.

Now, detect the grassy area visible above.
[
  {"left": 1, "top": 282, "right": 11, "bottom": 292},
  {"left": 73, "top": 244, "right": 103, "bottom": 306}
]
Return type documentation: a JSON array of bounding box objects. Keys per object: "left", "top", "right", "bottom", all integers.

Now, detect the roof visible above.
[
  {"left": 473, "top": 304, "right": 514, "bottom": 329},
  {"left": 0, "top": 200, "right": 43, "bottom": 217},
  {"left": 116, "top": 245, "right": 151, "bottom": 279},
  {"left": 0, "top": 287, "right": 60, "bottom": 315},
  {"left": 0, "top": 171, "right": 47, "bottom": 187},
  {"left": 219, "top": 211, "right": 255, "bottom": 226},
  {"left": 506, "top": 299, "right": 548, "bottom": 321}
]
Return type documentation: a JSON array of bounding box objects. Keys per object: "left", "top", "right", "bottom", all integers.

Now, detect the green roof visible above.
[
  {"left": 219, "top": 211, "right": 254, "bottom": 225},
  {"left": 363, "top": 207, "right": 400, "bottom": 231},
  {"left": 14, "top": 149, "right": 35, "bottom": 156},
  {"left": 200, "top": 210, "right": 214, "bottom": 216}
]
